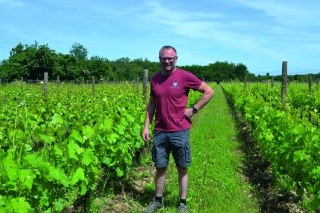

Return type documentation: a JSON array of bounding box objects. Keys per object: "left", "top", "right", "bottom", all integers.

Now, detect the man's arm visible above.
[
  {"left": 142, "top": 96, "right": 156, "bottom": 141},
  {"left": 193, "top": 82, "right": 214, "bottom": 110},
  {"left": 185, "top": 82, "right": 214, "bottom": 117}
]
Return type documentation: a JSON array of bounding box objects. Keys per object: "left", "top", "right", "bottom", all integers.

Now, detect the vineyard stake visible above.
[
  {"left": 281, "top": 61, "right": 287, "bottom": 111},
  {"left": 57, "top": 76, "right": 60, "bottom": 88},
  {"left": 44, "top": 72, "right": 48, "bottom": 97},
  {"left": 143, "top": 69, "right": 148, "bottom": 106},
  {"left": 136, "top": 76, "right": 140, "bottom": 95},
  {"left": 308, "top": 74, "right": 312, "bottom": 94},
  {"left": 244, "top": 75, "right": 247, "bottom": 92}
]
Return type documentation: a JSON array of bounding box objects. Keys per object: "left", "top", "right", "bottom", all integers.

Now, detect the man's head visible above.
[{"left": 159, "top": 45, "right": 178, "bottom": 74}]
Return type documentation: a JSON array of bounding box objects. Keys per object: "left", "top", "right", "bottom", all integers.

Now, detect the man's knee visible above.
[
  {"left": 177, "top": 166, "right": 187, "bottom": 175},
  {"left": 156, "top": 167, "right": 167, "bottom": 175}
]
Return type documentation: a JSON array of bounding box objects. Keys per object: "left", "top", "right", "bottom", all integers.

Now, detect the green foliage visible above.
[
  {"left": 0, "top": 59, "right": 10, "bottom": 79},
  {"left": 180, "top": 61, "right": 250, "bottom": 83},
  {"left": 223, "top": 82, "right": 320, "bottom": 211},
  {"left": 69, "top": 43, "right": 88, "bottom": 61},
  {"left": 3, "top": 41, "right": 320, "bottom": 84},
  {"left": 0, "top": 83, "right": 146, "bottom": 212}
]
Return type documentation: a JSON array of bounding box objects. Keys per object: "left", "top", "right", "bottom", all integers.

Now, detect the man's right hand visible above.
[{"left": 142, "top": 128, "right": 151, "bottom": 142}]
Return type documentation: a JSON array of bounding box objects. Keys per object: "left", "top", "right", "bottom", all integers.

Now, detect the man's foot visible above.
[
  {"left": 178, "top": 203, "right": 188, "bottom": 213},
  {"left": 143, "top": 200, "right": 164, "bottom": 213}
]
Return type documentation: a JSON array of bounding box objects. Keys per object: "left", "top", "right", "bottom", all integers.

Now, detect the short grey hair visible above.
[{"left": 159, "top": 45, "right": 177, "bottom": 56}]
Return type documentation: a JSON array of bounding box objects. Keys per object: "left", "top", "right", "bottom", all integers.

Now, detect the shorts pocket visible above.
[{"left": 185, "top": 143, "right": 191, "bottom": 163}]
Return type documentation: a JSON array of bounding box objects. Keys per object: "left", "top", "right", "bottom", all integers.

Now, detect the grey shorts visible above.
[{"left": 152, "top": 129, "right": 191, "bottom": 168}]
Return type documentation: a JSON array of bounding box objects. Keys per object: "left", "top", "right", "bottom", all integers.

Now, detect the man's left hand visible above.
[{"left": 184, "top": 108, "right": 194, "bottom": 118}]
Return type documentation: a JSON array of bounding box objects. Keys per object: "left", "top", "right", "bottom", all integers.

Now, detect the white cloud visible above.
[
  {"left": 142, "top": 1, "right": 282, "bottom": 57},
  {"left": 231, "top": 0, "right": 320, "bottom": 27},
  {"left": 141, "top": 0, "right": 320, "bottom": 63}
]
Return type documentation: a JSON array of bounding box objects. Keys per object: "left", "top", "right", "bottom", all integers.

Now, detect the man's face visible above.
[{"left": 159, "top": 48, "right": 178, "bottom": 72}]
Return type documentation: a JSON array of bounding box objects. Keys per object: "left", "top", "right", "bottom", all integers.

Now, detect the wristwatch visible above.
[{"left": 192, "top": 106, "right": 198, "bottom": 114}]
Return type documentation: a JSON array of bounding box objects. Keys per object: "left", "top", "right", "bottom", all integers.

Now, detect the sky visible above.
[{"left": 0, "top": 0, "right": 320, "bottom": 76}]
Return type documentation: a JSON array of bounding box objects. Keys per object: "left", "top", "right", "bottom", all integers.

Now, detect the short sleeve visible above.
[
  {"left": 185, "top": 72, "right": 202, "bottom": 90},
  {"left": 150, "top": 81, "right": 155, "bottom": 97}
]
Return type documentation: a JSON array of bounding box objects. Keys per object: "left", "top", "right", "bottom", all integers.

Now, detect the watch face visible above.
[{"left": 192, "top": 107, "right": 198, "bottom": 113}]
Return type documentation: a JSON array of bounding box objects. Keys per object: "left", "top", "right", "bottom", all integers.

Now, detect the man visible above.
[{"left": 142, "top": 45, "right": 214, "bottom": 213}]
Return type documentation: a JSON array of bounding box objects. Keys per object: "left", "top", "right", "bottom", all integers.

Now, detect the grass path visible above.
[{"left": 153, "top": 84, "right": 260, "bottom": 212}]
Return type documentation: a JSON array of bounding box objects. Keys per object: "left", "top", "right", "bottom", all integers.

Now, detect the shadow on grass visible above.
[{"left": 222, "top": 87, "right": 306, "bottom": 213}]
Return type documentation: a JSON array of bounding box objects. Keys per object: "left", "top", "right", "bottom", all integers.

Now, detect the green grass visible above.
[
  {"left": 89, "top": 84, "right": 261, "bottom": 213},
  {"left": 147, "top": 84, "right": 260, "bottom": 212}
]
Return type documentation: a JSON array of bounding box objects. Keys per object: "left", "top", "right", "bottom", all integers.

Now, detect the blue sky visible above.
[{"left": 0, "top": 0, "right": 319, "bottom": 76}]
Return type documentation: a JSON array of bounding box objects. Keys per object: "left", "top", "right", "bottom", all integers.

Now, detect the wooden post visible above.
[
  {"left": 281, "top": 61, "right": 287, "bottom": 111},
  {"left": 136, "top": 77, "right": 140, "bottom": 94},
  {"left": 37, "top": 78, "right": 39, "bottom": 83},
  {"left": 271, "top": 77, "right": 274, "bottom": 88},
  {"left": 44, "top": 72, "right": 48, "bottom": 97},
  {"left": 244, "top": 75, "right": 247, "bottom": 91},
  {"left": 143, "top": 69, "right": 148, "bottom": 105},
  {"left": 92, "top": 76, "right": 95, "bottom": 96},
  {"left": 308, "top": 75, "right": 312, "bottom": 94},
  {"left": 57, "top": 76, "right": 60, "bottom": 87}
]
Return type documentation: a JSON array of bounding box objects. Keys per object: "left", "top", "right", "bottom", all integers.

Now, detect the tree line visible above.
[
  {"left": 0, "top": 41, "right": 254, "bottom": 83},
  {"left": 4, "top": 40, "right": 317, "bottom": 83}
]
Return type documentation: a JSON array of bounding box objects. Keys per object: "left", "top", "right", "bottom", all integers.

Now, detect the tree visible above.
[
  {"left": 233, "top": 63, "right": 249, "bottom": 81},
  {"left": 6, "top": 41, "right": 58, "bottom": 80},
  {"left": 9, "top": 42, "right": 34, "bottom": 79},
  {"left": 0, "top": 59, "right": 10, "bottom": 79},
  {"left": 29, "top": 44, "right": 56, "bottom": 79},
  {"left": 111, "top": 57, "right": 131, "bottom": 81},
  {"left": 179, "top": 65, "right": 206, "bottom": 81},
  {"left": 207, "top": 61, "right": 235, "bottom": 83},
  {"left": 70, "top": 43, "right": 88, "bottom": 61},
  {"left": 55, "top": 53, "right": 78, "bottom": 80},
  {"left": 87, "top": 56, "right": 112, "bottom": 81}
]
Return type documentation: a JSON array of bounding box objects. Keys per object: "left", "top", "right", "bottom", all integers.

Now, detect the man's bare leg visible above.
[
  {"left": 177, "top": 167, "right": 188, "bottom": 199},
  {"left": 155, "top": 167, "right": 167, "bottom": 197}
]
